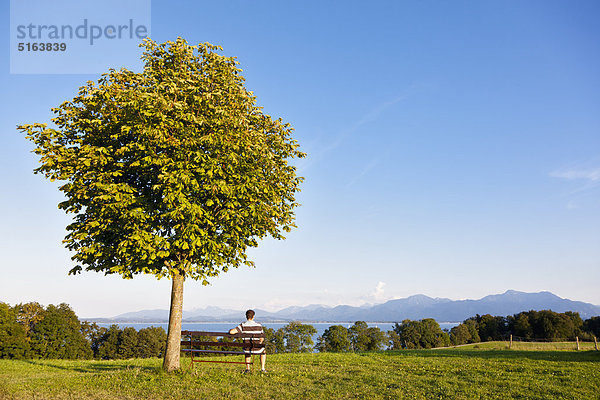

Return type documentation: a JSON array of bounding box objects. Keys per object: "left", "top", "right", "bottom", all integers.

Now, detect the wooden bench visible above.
[{"left": 181, "top": 329, "right": 266, "bottom": 369}]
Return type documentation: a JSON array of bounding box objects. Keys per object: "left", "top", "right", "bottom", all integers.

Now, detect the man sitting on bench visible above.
[{"left": 229, "top": 309, "right": 266, "bottom": 373}]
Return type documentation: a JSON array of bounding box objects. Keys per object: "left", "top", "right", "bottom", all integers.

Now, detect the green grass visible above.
[
  {"left": 439, "top": 340, "right": 599, "bottom": 351},
  {"left": 1, "top": 349, "right": 599, "bottom": 399}
]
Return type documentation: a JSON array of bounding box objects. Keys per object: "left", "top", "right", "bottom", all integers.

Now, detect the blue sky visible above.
[{"left": 1, "top": 1, "right": 599, "bottom": 318}]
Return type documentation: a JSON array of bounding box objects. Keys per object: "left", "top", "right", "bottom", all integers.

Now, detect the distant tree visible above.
[
  {"left": 468, "top": 314, "right": 508, "bottom": 341},
  {"left": 449, "top": 324, "right": 468, "bottom": 346},
  {"left": 526, "top": 310, "right": 581, "bottom": 340},
  {"left": 283, "top": 322, "right": 317, "bottom": 353},
  {"left": 583, "top": 316, "right": 600, "bottom": 338},
  {"left": 463, "top": 319, "right": 480, "bottom": 343},
  {"left": 449, "top": 319, "right": 480, "bottom": 346},
  {"left": 420, "top": 318, "right": 450, "bottom": 348},
  {"left": 393, "top": 319, "right": 449, "bottom": 349},
  {"left": 118, "top": 327, "right": 139, "bottom": 359},
  {"left": 393, "top": 320, "right": 420, "bottom": 349},
  {"left": 348, "top": 322, "right": 387, "bottom": 351},
  {"left": 564, "top": 312, "right": 584, "bottom": 336},
  {"left": 349, "top": 321, "right": 369, "bottom": 351},
  {"left": 80, "top": 321, "right": 107, "bottom": 357},
  {"left": 97, "top": 325, "right": 121, "bottom": 359},
  {"left": 364, "top": 327, "right": 388, "bottom": 351},
  {"left": 509, "top": 313, "right": 532, "bottom": 339},
  {"left": 29, "top": 303, "right": 92, "bottom": 359},
  {"left": 387, "top": 330, "right": 403, "bottom": 350},
  {"left": 18, "top": 37, "right": 305, "bottom": 371},
  {"left": 14, "top": 302, "right": 45, "bottom": 338},
  {"left": 316, "top": 325, "right": 351, "bottom": 353},
  {"left": 0, "top": 303, "right": 29, "bottom": 359},
  {"left": 264, "top": 327, "right": 285, "bottom": 353},
  {"left": 136, "top": 326, "right": 167, "bottom": 358}
]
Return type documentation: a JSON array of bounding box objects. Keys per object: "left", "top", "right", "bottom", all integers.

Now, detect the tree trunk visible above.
[{"left": 163, "top": 273, "right": 184, "bottom": 372}]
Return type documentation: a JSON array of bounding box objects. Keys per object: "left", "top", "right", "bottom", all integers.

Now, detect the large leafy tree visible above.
[{"left": 18, "top": 38, "right": 305, "bottom": 371}]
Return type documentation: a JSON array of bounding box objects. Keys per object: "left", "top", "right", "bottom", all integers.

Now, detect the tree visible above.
[
  {"left": 519, "top": 310, "right": 581, "bottom": 341},
  {"left": 392, "top": 319, "right": 449, "bottom": 349},
  {"left": 80, "top": 321, "right": 107, "bottom": 357},
  {"left": 387, "top": 330, "right": 403, "bottom": 350},
  {"left": 18, "top": 38, "right": 305, "bottom": 371},
  {"left": 0, "top": 303, "right": 29, "bottom": 359},
  {"left": 393, "top": 320, "right": 421, "bottom": 349},
  {"left": 364, "top": 327, "right": 387, "bottom": 351},
  {"left": 348, "top": 322, "right": 387, "bottom": 351},
  {"left": 471, "top": 314, "right": 508, "bottom": 341},
  {"left": 282, "top": 322, "right": 317, "bottom": 353},
  {"left": 14, "top": 302, "right": 45, "bottom": 337},
  {"left": 316, "top": 325, "right": 351, "bottom": 352},
  {"left": 136, "top": 326, "right": 167, "bottom": 358},
  {"left": 583, "top": 316, "right": 600, "bottom": 338},
  {"left": 349, "top": 321, "right": 369, "bottom": 351},
  {"left": 97, "top": 325, "right": 121, "bottom": 359},
  {"left": 449, "top": 320, "right": 480, "bottom": 345},
  {"left": 509, "top": 313, "right": 532, "bottom": 339},
  {"left": 264, "top": 327, "right": 286, "bottom": 354},
  {"left": 30, "top": 303, "right": 92, "bottom": 359},
  {"left": 118, "top": 327, "right": 139, "bottom": 359}
]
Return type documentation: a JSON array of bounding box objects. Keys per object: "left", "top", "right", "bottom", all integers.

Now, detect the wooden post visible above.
[
  {"left": 594, "top": 336, "right": 598, "bottom": 351},
  {"left": 509, "top": 334, "right": 512, "bottom": 349},
  {"left": 576, "top": 336, "right": 580, "bottom": 351}
]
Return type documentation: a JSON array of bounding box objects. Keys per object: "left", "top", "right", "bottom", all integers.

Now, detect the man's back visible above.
[{"left": 237, "top": 319, "right": 264, "bottom": 344}]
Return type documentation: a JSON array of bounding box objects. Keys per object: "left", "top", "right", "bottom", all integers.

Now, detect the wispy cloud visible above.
[
  {"left": 549, "top": 168, "right": 600, "bottom": 182},
  {"left": 346, "top": 158, "right": 378, "bottom": 188},
  {"left": 298, "top": 86, "right": 421, "bottom": 173},
  {"left": 549, "top": 165, "right": 600, "bottom": 208}
]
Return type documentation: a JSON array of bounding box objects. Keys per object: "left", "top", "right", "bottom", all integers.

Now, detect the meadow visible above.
[{"left": 1, "top": 344, "right": 599, "bottom": 399}]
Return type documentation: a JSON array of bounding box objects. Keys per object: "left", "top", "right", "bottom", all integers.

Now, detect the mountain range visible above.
[{"left": 88, "top": 290, "right": 600, "bottom": 323}]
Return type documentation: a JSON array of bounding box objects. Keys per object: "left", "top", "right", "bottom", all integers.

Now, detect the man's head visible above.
[{"left": 245, "top": 309, "right": 255, "bottom": 320}]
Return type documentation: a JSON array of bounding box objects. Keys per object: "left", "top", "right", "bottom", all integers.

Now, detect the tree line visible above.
[
  {"left": 271, "top": 311, "right": 600, "bottom": 352},
  {"left": 263, "top": 321, "right": 388, "bottom": 353},
  {"left": 448, "top": 310, "right": 600, "bottom": 346},
  {"left": 0, "top": 302, "right": 165, "bottom": 359},
  {"left": 2, "top": 301, "right": 599, "bottom": 359}
]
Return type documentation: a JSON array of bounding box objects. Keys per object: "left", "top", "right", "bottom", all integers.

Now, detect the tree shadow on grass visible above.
[
  {"left": 384, "top": 349, "right": 600, "bottom": 363},
  {"left": 22, "top": 359, "right": 160, "bottom": 374}
]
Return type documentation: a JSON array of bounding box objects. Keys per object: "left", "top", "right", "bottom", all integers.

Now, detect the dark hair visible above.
[{"left": 245, "top": 309, "right": 255, "bottom": 320}]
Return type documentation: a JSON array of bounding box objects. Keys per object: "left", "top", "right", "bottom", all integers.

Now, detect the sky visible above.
[{"left": 1, "top": 1, "right": 599, "bottom": 318}]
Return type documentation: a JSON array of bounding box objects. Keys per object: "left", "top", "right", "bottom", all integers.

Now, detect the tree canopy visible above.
[{"left": 18, "top": 37, "right": 304, "bottom": 283}]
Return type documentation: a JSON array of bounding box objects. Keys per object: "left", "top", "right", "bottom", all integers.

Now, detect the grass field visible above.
[
  {"left": 438, "top": 340, "right": 599, "bottom": 351},
  {"left": 1, "top": 346, "right": 599, "bottom": 399}
]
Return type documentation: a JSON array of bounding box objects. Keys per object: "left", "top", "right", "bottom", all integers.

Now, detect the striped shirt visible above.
[{"left": 236, "top": 320, "right": 265, "bottom": 354}]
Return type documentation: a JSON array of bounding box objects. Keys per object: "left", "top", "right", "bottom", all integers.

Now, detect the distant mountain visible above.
[
  {"left": 108, "top": 309, "right": 170, "bottom": 322},
  {"left": 86, "top": 290, "right": 600, "bottom": 323}
]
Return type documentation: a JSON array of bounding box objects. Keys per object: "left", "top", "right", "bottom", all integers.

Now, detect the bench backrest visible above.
[
  {"left": 181, "top": 330, "right": 266, "bottom": 339},
  {"left": 181, "top": 330, "right": 266, "bottom": 353}
]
